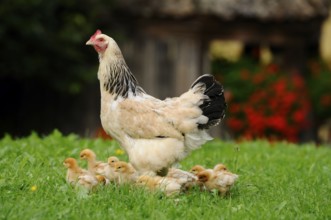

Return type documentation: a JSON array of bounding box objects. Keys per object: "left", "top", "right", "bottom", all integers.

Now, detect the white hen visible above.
[{"left": 86, "top": 30, "right": 227, "bottom": 176}]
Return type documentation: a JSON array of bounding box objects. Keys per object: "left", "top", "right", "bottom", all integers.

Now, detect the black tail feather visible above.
[{"left": 191, "top": 74, "right": 227, "bottom": 129}]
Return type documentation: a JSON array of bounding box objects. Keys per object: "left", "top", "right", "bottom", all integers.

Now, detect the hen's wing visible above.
[{"left": 118, "top": 88, "right": 206, "bottom": 140}]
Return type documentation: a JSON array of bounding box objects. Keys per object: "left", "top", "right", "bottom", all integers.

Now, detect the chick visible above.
[
  {"left": 189, "top": 165, "right": 207, "bottom": 175},
  {"left": 136, "top": 175, "right": 181, "bottom": 196},
  {"left": 167, "top": 168, "right": 198, "bottom": 190},
  {"left": 79, "top": 149, "right": 108, "bottom": 175},
  {"left": 63, "top": 157, "right": 89, "bottom": 185},
  {"left": 100, "top": 156, "right": 120, "bottom": 182},
  {"left": 108, "top": 156, "right": 120, "bottom": 166},
  {"left": 113, "top": 161, "right": 138, "bottom": 184},
  {"left": 96, "top": 175, "right": 110, "bottom": 185},
  {"left": 197, "top": 169, "right": 238, "bottom": 196},
  {"left": 213, "top": 163, "right": 228, "bottom": 172},
  {"left": 77, "top": 174, "right": 99, "bottom": 190}
]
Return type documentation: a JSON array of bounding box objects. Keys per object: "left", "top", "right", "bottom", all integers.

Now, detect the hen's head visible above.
[
  {"left": 80, "top": 149, "right": 96, "bottom": 161},
  {"left": 63, "top": 158, "right": 77, "bottom": 168},
  {"left": 86, "top": 30, "right": 122, "bottom": 58}
]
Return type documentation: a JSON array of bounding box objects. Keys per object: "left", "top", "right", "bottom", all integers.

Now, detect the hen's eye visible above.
[{"left": 98, "top": 38, "right": 105, "bottom": 42}]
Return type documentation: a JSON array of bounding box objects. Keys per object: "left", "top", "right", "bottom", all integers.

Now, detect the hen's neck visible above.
[{"left": 98, "top": 56, "right": 145, "bottom": 99}]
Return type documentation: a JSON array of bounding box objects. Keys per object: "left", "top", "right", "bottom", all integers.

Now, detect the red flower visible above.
[
  {"left": 267, "top": 116, "right": 287, "bottom": 132},
  {"left": 293, "top": 110, "right": 305, "bottom": 124},
  {"left": 266, "top": 63, "right": 279, "bottom": 74},
  {"left": 223, "top": 62, "right": 311, "bottom": 142},
  {"left": 227, "top": 118, "right": 244, "bottom": 131},
  {"left": 273, "top": 79, "right": 286, "bottom": 93},
  {"left": 95, "top": 127, "right": 112, "bottom": 140}
]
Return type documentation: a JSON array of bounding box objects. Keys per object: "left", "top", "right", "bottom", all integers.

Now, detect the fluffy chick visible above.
[
  {"left": 197, "top": 169, "right": 238, "bottom": 196},
  {"left": 80, "top": 149, "right": 108, "bottom": 175},
  {"left": 63, "top": 157, "right": 89, "bottom": 185},
  {"left": 189, "top": 165, "right": 207, "bottom": 175},
  {"left": 77, "top": 174, "right": 99, "bottom": 190},
  {"left": 213, "top": 163, "right": 228, "bottom": 172},
  {"left": 113, "top": 161, "right": 138, "bottom": 184},
  {"left": 136, "top": 175, "right": 181, "bottom": 196},
  {"left": 96, "top": 175, "right": 110, "bottom": 185},
  {"left": 101, "top": 156, "right": 120, "bottom": 182},
  {"left": 167, "top": 168, "right": 198, "bottom": 190},
  {"left": 108, "top": 156, "right": 120, "bottom": 166}
]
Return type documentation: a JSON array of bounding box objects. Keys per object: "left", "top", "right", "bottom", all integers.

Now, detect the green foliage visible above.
[
  {"left": 0, "top": 0, "right": 115, "bottom": 94},
  {"left": 1, "top": 131, "right": 331, "bottom": 219},
  {"left": 307, "top": 59, "right": 331, "bottom": 122}
]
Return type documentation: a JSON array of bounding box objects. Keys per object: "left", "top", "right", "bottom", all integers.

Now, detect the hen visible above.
[{"left": 86, "top": 30, "right": 227, "bottom": 176}]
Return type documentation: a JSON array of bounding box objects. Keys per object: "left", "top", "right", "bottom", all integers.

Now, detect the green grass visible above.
[{"left": 1, "top": 130, "right": 331, "bottom": 220}]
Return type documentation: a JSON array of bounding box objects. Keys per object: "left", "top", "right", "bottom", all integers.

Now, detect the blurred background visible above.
[{"left": 1, "top": 0, "right": 331, "bottom": 144}]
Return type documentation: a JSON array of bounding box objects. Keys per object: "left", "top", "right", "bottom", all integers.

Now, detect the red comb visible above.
[{"left": 91, "top": 29, "right": 102, "bottom": 39}]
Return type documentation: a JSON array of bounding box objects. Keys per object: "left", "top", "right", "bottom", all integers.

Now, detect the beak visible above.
[{"left": 86, "top": 39, "right": 93, "bottom": 45}]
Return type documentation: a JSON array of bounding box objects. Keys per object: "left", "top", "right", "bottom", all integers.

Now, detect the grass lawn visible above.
[{"left": 0, "top": 130, "right": 330, "bottom": 220}]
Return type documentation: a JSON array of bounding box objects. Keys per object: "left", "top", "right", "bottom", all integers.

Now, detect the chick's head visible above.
[
  {"left": 113, "top": 161, "right": 129, "bottom": 173},
  {"left": 214, "top": 164, "right": 228, "bottom": 172},
  {"left": 63, "top": 158, "right": 77, "bottom": 168},
  {"left": 108, "top": 156, "right": 119, "bottom": 167},
  {"left": 197, "top": 170, "right": 212, "bottom": 183},
  {"left": 80, "top": 149, "right": 96, "bottom": 160},
  {"left": 136, "top": 175, "right": 156, "bottom": 188},
  {"left": 190, "top": 165, "right": 205, "bottom": 175}
]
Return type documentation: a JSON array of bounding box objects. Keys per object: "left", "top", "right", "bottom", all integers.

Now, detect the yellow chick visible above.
[
  {"left": 189, "top": 165, "right": 207, "bottom": 175},
  {"left": 113, "top": 161, "right": 138, "bottom": 184},
  {"left": 197, "top": 169, "right": 238, "bottom": 196},
  {"left": 136, "top": 175, "right": 181, "bottom": 196},
  {"left": 167, "top": 168, "right": 198, "bottom": 190},
  {"left": 96, "top": 175, "right": 110, "bottom": 185},
  {"left": 213, "top": 163, "right": 228, "bottom": 172},
  {"left": 80, "top": 149, "right": 108, "bottom": 175},
  {"left": 108, "top": 156, "right": 120, "bottom": 166},
  {"left": 63, "top": 157, "right": 89, "bottom": 185},
  {"left": 101, "top": 156, "right": 120, "bottom": 182}
]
